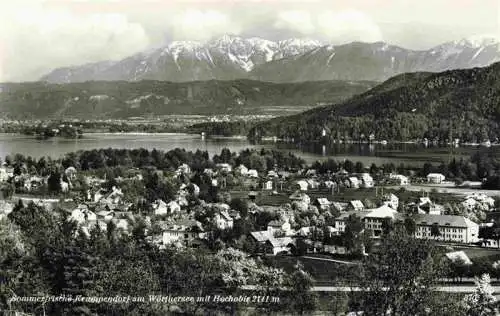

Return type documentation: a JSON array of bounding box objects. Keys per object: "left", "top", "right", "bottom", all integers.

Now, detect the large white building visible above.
[
  {"left": 334, "top": 205, "right": 397, "bottom": 237},
  {"left": 427, "top": 173, "right": 446, "bottom": 184},
  {"left": 413, "top": 214, "right": 479, "bottom": 244},
  {"left": 334, "top": 207, "right": 479, "bottom": 244}
]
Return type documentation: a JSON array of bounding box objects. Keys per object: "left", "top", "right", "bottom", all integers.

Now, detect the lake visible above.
[{"left": 0, "top": 133, "right": 491, "bottom": 167}]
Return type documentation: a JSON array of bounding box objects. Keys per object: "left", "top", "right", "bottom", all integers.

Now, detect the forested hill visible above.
[
  {"left": 0, "top": 79, "right": 375, "bottom": 119},
  {"left": 249, "top": 63, "right": 500, "bottom": 143}
]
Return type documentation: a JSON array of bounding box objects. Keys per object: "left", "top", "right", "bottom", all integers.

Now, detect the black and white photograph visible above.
[{"left": 1, "top": 0, "right": 500, "bottom": 315}]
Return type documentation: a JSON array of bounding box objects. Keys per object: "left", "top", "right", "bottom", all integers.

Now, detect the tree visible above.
[
  {"left": 358, "top": 227, "right": 447, "bottom": 315},
  {"left": 47, "top": 171, "right": 61, "bottom": 193},
  {"left": 404, "top": 217, "right": 417, "bottom": 235},
  {"left": 449, "top": 257, "right": 469, "bottom": 282},
  {"left": 230, "top": 198, "right": 248, "bottom": 218},
  {"left": 343, "top": 215, "right": 364, "bottom": 255},
  {"left": 287, "top": 266, "right": 318, "bottom": 315},
  {"left": 464, "top": 274, "right": 498, "bottom": 316},
  {"left": 431, "top": 223, "right": 441, "bottom": 239},
  {"left": 381, "top": 217, "right": 394, "bottom": 236}
]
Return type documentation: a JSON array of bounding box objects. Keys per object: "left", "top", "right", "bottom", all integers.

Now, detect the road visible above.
[
  {"left": 301, "top": 256, "right": 359, "bottom": 265},
  {"left": 241, "top": 285, "right": 500, "bottom": 294},
  {"left": 385, "top": 185, "right": 500, "bottom": 197}
]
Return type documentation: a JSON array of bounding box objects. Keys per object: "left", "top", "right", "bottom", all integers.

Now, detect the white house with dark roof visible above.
[
  {"left": 247, "top": 169, "right": 259, "bottom": 178},
  {"left": 348, "top": 177, "right": 360, "bottom": 189},
  {"left": 235, "top": 164, "right": 249, "bottom": 176},
  {"left": 265, "top": 237, "right": 295, "bottom": 255},
  {"left": 289, "top": 191, "right": 311, "bottom": 209},
  {"left": 335, "top": 205, "right": 398, "bottom": 236},
  {"left": 295, "top": 180, "right": 309, "bottom": 191},
  {"left": 315, "top": 198, "right": 331, "bottom": 211},
  {"left": 382, "top": 193, "right": 399, "bottom": 210},
  {"left": 161, "top": 219, "right": 204, "bottom": 246},
  {"left": 413, "top": 214, "right": 479, "bottom": 243},
  {"left": 389, "top": 174, "right": 410, "bottom": 185},
  {"left": 267, "top": 219, "right": 292, "bottom": 236},
  {"left": 348, "top": 200, "right": 364, "bottom": 211},
  {"left": 427, "top": 173, "right": 445, "bottom": 184},
  {"left": 214, "top": 210, "right": 234, "bottom": 230},
  {"left": 360, "top": 173, "right": 374, "bottom": 188}
]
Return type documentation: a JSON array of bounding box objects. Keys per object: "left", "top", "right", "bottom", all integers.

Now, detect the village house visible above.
[
  {"left": 382, "top": 193, "right": 399, "bottom": 210},
  {"left": 315, "top": 198, "right": 331, "bottom": 211},
  {"left": 268, "top": 170, "right": 278, "bottom": 178},
  {"left": 214, "top": 210, "right": 234, "bottom": 230},
  {"left": 160, "top": 219, "right": 205, "bottom": 247},
  {"left": 413, "top": 214, "right": 479, "bottom": 244},
  {"left": 0, "top": 201, "right": 14, "bottom": 220},
  {"left": 363, "top": 205, "right": 399, "bottom": 237},
  {"left": 69, "top": 204, "right": 97, "bottom": 225},
  {"left": 176, "top": 164, "right": 191, "bottom": 176},
  {"left": 295, "top": 180, "right": 309, "bottom": 191},
  {"left": 306, "top": 179, "right": 320, "bottom": 190},
  {"left": 465, "top": 193, "right": 495, "bottom": 208},
  {"left": 247, "top": 169, "right": 259, "bottom": 178},
  {"left": 389, "top": 174, "right": 410, "bottom": 185},
  {"left": 113, "top": 218, "right": 130, "bottom": 234},
  {"left": 215, "top": 163, "right": 232, "bottom": 173},
  {"left": 289, "top": 191, "right": 311, "bottom": 207},
  {"left": 305, "top": 169, "right": 317, "bottom": 177},
  {"left": 152, "top": 200, "right": 169, "bottom": 216},
  {"left": 267, "top": 218, "right": 293, "bottom": 236},
  {"left": 203, "top": 168, "right": 215, "bottom": 177},
  {"left": 334, "top": 205, "right": 397, "bottom": 236},
  {"left": 0, "top": 165, "right": 12, "bottom": 182},
  {"left": 427, "top": 173, "right": 446, "bottom": 184},
  {"left": 445, "top": 251, "right": 473, "bottom": 265},
  {"left": 263, "top": 180, "right": 273, "bottom": 190},
  {"left": 347, "top": 200, "right": 365, "bottom": 211},
  {"left": 323, "top": 180, "right": 336, "bottom": 189},
  {"left": 331, "top": 201, "right": 348, "bottom": 212},
  {"left": 166, "top": 200, "right": 181, "bottom": 214},
  {"left": 250, "top": 230, "right": 273, "bottom": 253},
  {"left": 415, "top": 197, "right": 444, "bottom": 215},
  {"left": 235, "top": 164, "right": 249, "bottom": 176},
  {"left": 264, "top": 237, "right": 295, "bottom": 255},
  {"left": 360, "top": 173, "right": 374, "bottom": 188},
  {"left": 64, "top": 166, "right": 77, "bottom": 181},
  {"left": 348, "top": 177, "right": 360, "bottom": 189},
  {"left": 96, "top": 209, "right": 115, "bottom": 222},
  {"left": 23, "top": 176, "right": 44, "bottom": 192}
]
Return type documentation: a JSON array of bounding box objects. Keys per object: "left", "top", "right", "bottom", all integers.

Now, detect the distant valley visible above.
[{"left": 0, "top": 80, "right": 375, "bottom": 119}]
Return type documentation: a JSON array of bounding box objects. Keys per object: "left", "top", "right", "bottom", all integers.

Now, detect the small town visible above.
[
  {"left": 4, "top": 0, "right": 500, "bottom": 314},
  {"left": 3, "top": 147, "right": 500, "bottom": 313}
]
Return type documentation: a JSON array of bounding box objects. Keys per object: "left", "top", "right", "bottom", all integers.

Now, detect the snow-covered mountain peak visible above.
[{"left": 458, "top": 34, "right": 499, "bottom": 48}]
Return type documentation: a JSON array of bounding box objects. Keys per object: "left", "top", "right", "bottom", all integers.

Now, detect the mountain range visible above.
[
  {"left": 41, "top": 35, "right": 500, "bottom": 83},
  {"left": 0, "top": 80, "right": 375, "bottom": 119},
  {"left": 249, "top": 61, "right": 500, "bottom": 143}
]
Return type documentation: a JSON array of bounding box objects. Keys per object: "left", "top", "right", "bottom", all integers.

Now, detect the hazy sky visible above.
[{"left": 0, "top": 0, "right": 499, "bottom": 82}]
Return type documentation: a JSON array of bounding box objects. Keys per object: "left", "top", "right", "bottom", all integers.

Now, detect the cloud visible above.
[
  {"left": 274, "top": 10, "right": 315, "bottom": 35},
  {"left": 317, "top": 10, "right": 383, "bottom": 43},
  {"left": 0, "top": 3, "right": 149, "bottom": 81},
  {"left": 169, "top": 9, "right": 239, "bottom": 41},
  {"left": 273, "top": 9, "right": 382, "bottom": 43}
]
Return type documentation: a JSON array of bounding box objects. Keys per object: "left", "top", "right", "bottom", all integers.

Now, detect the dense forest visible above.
[
  {"left": 0, "top": 80, "right": 374, "bottom": 119},
  {"left": 250, "top": 63, "right": 500, "bottom": 143}
]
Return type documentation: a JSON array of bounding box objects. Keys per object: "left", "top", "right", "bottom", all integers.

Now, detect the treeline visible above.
[
  {"left": 1, "top": 201, "right": 292, "bottom": 315},
  {"left": 250, "top": 63, "right": 500, "bottom": 143},
  {"left": 250, "top": 112, "right": 500, "bottom": 144},
  {"left": 189, "top": 121, "right": 256, "bottom": 136},
  {"left": 0, "top": 123, "right": 82, "bottom": 138}
]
